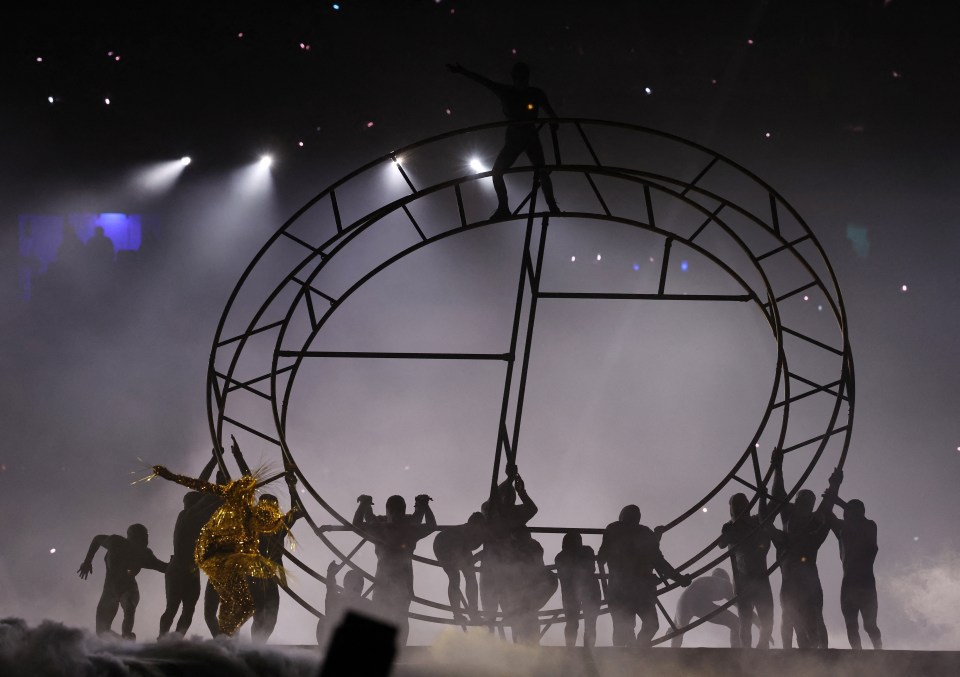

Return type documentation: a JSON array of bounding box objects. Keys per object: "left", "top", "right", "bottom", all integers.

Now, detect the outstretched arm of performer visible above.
[
  {"left": 198, "top": 452, "right": 219, "bottom": 482},
  {"left": 144, "top": 548, "right": 169, "bottom": 573},
  {"left": 77, "top": 535, "right": 109, "bottom": 579},
  {"left": 230, "top": 435, "right": 252, "bottom": 476},
  {"left": 655, "top": 553, "right": 692, "bottom": 587},
  {"left": 446, "top": 62, "right": 507, "bottom": 95},
  {"left": 152, "top": 465, "right": 225, "bottom": 496}
]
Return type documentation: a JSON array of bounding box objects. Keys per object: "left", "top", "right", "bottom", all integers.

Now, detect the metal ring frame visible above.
[{"left": 205, "top": 119, "right": 854, "bottom": 644}]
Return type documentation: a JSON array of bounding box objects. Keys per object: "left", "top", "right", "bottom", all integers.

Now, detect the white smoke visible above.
[
  {"left": 886, "top": 549, "right": 960, "bottom": 650},
  {"left": 0, "top": 618, "right": 320, "bottom": 677}
]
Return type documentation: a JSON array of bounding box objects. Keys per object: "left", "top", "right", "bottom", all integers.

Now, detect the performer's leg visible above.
[
  {"left": 203, "top": 580, "right": 221, "bottom": 636},
  {"left": 119, "top": 583, "right": 140, "bottom": 639},
  {"left": 523, "top": 136, "right": 558, "bottom": 211},
  {"left": 252, "top": 579, "right": 280, "bottom": 643},
  {"left": 491, "top": 134, "right": 527, "bottom": 217},
  {"left": 861, "top": 586, "right": 882, "bottom": 649},
  {"left": 670, "top": 609, "right": 692, "bottom": 648},
  {"left": 158, "top": 568, "right": 182, "bottom": 637},
  {"left": 175, "top": 569, "right": 201, "bottom": 635},
  {"left": 95, "top": 583, "right": 121, "bottom": 636},
  {"left": 635, "top": 593, "right": 660, "bottom": 647}
]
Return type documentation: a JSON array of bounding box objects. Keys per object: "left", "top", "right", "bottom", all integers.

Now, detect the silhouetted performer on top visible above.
[
  {"left": 318, "top": 560, "right": 377, "bottom": 647},
  {"left": 555, "top": 531, "right": 601, "bottom": 648},
  {"left": 250, "top": 487, "right": 303, "bottom": 643},
  {"left": 447, "top": 62, "right": 560, "bottom": 219},
  {"left": 353, "top": 493, "right": 436, "bottom": 645},
  {"left": 770, "top": 448, "right": 840, "bottom": 649},
  {"left": 78, "top": 523, "right": 167, "bottom": 639},
  {"left": 670, "top": 568, "right": 761, "bottom": 648},
  {"left": 158, "top": 454, "right": 219, "bottom": 637},
  {"left": 433, "top": 511, "right": 486, "bottom": 626},
  {"left": 480, "top": 464, "right": 556, "bottom": 645},
  {"left": 718, "top": 492, "right": 775, "bottom": 648},
  {"left": 598, "top": 505, "right": 691, "bottom": 647},
  {"left": 822, "top": 475, "right": 882, "bottom": 649}
]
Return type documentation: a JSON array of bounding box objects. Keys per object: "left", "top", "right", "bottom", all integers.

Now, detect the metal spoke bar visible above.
[
  {"left": 584, "top": 173, "right": 612, "bottom": 216},
  {"left": 510, "top": 215, "right": 549, "bottom": 461},
  {"left": 769, "top": 194, "right": 781, "bottom": 235},
  {"left": 215, "top": 370, "right": 270, "bottom": 400},
  {"left": 781, "top": 326, "right": 844, "bottom": 356},
  {"left": 657, "top": 598, "right": 679, "bottom": 632},
  {"left": 226, "top": 364, "right": 294, "bottom": 391},
  {"left": 330, "top": 189, "right": 342, "bottom": 233},
  {"left": 789, "top": 371, "right": 843, "bottom": 399},
  {"left": 772, "top": 280, "right": 818, "bottom": 304},
  {"left": 454, "top": 184, "right": 467, "bottom": 228},
  {"left": 281, "top": 230, "right": 326, "bottom": 256},
  {"left": 538, "top": 292, "right": 751, "bottom": 302},
  {"left": 575, "top": 122, "right": 602, "bottom": 166},
  {"left": 773, "top": 379, "right": 843, "bottom": 409},
  {"left": 680, "top": 156, "right": 719, "bottom": 197},
  {"left": 688, "top": 203, "right": 725, "bottom": 243},
  {"left": 539, "top": 612, "right": 562, "bottom": 638},
  {"left": 216, "top": 319, "right": 284, "bottom": 348},
  {"left": 731, "top": 474, "right": 778, "bottom": 503},
  {"left": 757, "top": 235, "right": 812, "bottom": 262},
  {"left": 279, "top": 582, "right": 323, "bottom": 619},
  {"left": 276, "top": 350, "right": 511, "bottom": 361},
  {"left": 490, "top": 193, "right": 538, "bottom": 501},
  {"left": 304, "top": 286, "right": 318, "bottom": 330},
  {"left": 644, "top": 184, "right": 656, "bottom": 228},
  {"left": 292, "top": 277, "right": 336, "bottom": 305},
  {"left": 393, "top": 157, "right": 417, "bottom": 193},
  {"left": 657, "top": 237, "right": 673, "bottom": 295},
  {"left": 402, "top": 204, "right": 427, "bottom": 241},
  {"left": 781, "top": 425, "right": 849, "bottom": 455},
  {"left": 222, "top": 415, "right": 281, "bottom": 446},
  {"left": 750, "top": 445, "right": 764, "bottom": 489}
]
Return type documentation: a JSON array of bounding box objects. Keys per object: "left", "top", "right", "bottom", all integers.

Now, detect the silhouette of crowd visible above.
[{"left": 77, "top": 444, "right": 879, "bottom": 651}]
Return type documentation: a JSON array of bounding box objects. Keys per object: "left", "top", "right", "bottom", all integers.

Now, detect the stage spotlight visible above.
[
  {"left": 180, "top": 156, "right": 192, "bottom": 166},
  {"left": 132, "top": 158, "right": 191, "bottom": 192},
  {"left": 260, "top": 155, "right": 274, "bottom": 168},
  {"left": 469, "top": 157, "right": 485, "bottom": 173}
]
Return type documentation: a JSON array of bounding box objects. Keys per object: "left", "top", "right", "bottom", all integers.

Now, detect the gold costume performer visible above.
[{"left": 152, "top": 465, "right": 295, "bottom": 636}]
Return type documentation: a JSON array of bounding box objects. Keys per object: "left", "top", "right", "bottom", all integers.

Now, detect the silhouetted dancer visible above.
[
  {"left": 151, "top": 463, "right": 297, "bottom": 636},
  {"left": 433, "top": 511, "right": 486, "bottom": 626},
  {"left": 670, "top": 568, "right": 758, "bottom": 648},
  {"left": 447, "top": 62, "right": 560, "bottom": 219},
  {"left": 556, "top": 531, "right": 601, "bottom": 648},
  {"left": 480, "top": 465, "right": 556, "bottom": 644},
  {"left": 598, "top": 505, "right": 691, "bottom": 647},
  {"left": 77, "top": 523, "right": 167, "bottom": 639},
  {"left": 770, "top": 448, "right": 840, "bottom": 649},
  {"left": 158, "top": 455, "right": 219, "bottom": 638},
  {"left": 250, "top": 486, "right": 303, "bottom": 643},
  {"left": 353, "top": 493, "right": 437, "bottom": 645},
  {"left": 718, "top": 492, "right": 775, "bottom": 648},
  {"left": 822, "top": 474, "right": 882, "bottom": 649},
  {"left": 318, "top": 560, "right": 376, "bottom": 647}
]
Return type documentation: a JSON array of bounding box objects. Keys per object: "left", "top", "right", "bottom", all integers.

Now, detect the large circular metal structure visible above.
[{"left": 206, "top": 119, "right": 854, "bottom": 644}]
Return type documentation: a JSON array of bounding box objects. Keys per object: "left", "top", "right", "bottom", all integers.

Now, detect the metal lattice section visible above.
[{"left": 206, "top": 119, "right": 854, "bottom": 644}]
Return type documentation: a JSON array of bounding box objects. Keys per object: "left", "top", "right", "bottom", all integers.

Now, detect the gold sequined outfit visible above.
[{"left": 156, "top": 469, "right": 290, "bottom": 635}]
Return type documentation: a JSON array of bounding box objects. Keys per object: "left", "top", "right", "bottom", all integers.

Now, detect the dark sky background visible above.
[{"left": 1, "top": 0, "right": 959, "bottom": 649}]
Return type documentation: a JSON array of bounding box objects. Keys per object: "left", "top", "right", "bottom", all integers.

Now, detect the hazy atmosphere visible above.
[{"left": 2, "top": 0, "right": 959, "bottom": 655}]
